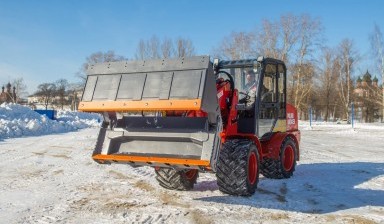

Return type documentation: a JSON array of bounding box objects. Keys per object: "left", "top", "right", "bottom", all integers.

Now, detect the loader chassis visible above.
[{"left": 79, "top": 56, "right": 300, "bottom": 196}]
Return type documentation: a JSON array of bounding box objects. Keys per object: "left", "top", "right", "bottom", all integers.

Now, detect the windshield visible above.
[{"left": 218, "top": 67, "right": 260, "bottom": 94}]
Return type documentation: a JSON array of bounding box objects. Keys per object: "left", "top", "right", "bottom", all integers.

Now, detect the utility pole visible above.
[
  {"left": 381, "top": 83, "right": 384, "bottom": 123},
  {"left": 351, "top": 102, "right": 354, "bottom": 128}
]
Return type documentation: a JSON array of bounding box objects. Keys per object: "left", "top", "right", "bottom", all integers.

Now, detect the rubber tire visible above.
[
  {"left": 261, "top": 137, "right": 297, "bottom": 179},
  {"left": 216, "top": 139, "right": 260, "bottom": 196},
  {"left": 155, "top": 168, "right": 198, "bottom": 191}
]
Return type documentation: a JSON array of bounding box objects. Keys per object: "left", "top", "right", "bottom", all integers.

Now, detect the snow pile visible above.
[
  {"left": 0, "top": 103, "right": 101, "bottom": 139},
  {"left": 56, "top": 110, "right": 101, "bottom": 129}
]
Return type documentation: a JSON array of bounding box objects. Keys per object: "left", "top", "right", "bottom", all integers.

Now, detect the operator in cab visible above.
[
  {"left": 245, "top": 69, "right": 256, "bottom": 92},
  {"left": 243, "top": 69, "right": 257, "bottom": 110}
]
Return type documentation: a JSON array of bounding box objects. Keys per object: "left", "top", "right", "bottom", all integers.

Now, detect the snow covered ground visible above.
[
  {"left": 0, "top": 114, "right": 383, "bottom": 223},
  {"left": 0, "top": 103, "right": 101, "bottom": 140}
]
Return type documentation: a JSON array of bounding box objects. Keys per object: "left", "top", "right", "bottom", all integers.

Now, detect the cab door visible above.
[{"left": 257, "top": 63, "right": 281, "bottom": 139}]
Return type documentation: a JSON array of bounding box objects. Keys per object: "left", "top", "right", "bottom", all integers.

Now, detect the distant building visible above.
[
  {"left": 0, "top": 82, "right": 16, "bottom": 104},
  {"left": 354, "top": 70, "right": 383, "bottom": 122}
]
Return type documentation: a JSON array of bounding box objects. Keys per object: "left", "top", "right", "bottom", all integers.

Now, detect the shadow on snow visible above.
[{"left": 194, "top": 162, "right": 384, "bottom": 214}]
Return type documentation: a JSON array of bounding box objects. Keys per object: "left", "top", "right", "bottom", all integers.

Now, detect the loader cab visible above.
[{"left": 216, "top": 58, "right": 287, "bottom": 140}]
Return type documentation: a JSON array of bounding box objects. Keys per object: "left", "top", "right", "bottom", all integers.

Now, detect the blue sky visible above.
[{"left": 0, "top": 0, "right": 383, "bottom": 94}]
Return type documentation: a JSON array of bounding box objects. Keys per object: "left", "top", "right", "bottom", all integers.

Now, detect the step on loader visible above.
[{"left": 79, "top": 56, "right": 300, "bottom": 196}]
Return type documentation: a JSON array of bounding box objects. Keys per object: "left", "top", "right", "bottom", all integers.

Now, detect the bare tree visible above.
[
  {"left": 280, "top": 14, "right": 300, "bottom": 63},
  {"left": 77, "top": 51, "right": 126, "bottom": 83},
  {"left": 134, "top": 35, "right": 161, "bottom": 60},
  {"left": 55, "top": 79, "right": 69, "bottom": 110},
  {"left": 292, "top": 15, "right": 322, "bottom": 113},
  {"left": 215, "top": 14, "right": 322, "bottom": 113},
  {"left": 35, "top": 83, "right": 57, "bottom": 110},
  {"left": 135, "top": 39, "right": 148, "bottom": 60},
  {"left": 66, "top": 82, "right": 84, "bottom": 111},
  {"left": 147, "top": 35, "right": 161, "bottom": 59},
  {"left": 12, "top": 78, "right": 28, "bottom": 103},
  {"left": 295, "top": 15, "right": 323, "bottom": 60},
  {"left": 370, "top": 24, "right": 384, "bottom": 119},
  {"left": 161, "top": 37, "right": 174, "bottom": 58},
  {"left": 318, "top": 47, "right": 340, "bottom": 121},
  {"left": 279, "top": 14, "right": 323, "bottom": 118},
  {"left": 337, "top": 39, "right": 359, "bottom": 121},
  {"left": 68, "top": 82, "right": 84, "bottom": 111},
  {"left": 175, "top": 37, "right": 195, "bottom": 58},
  {"left": 256, "top": 14, "right": 316, "bottom": 63},
  {"left": 135, "top": 36, "right": 196, "bottom": 60},
  {"left": 256, "top": 20, "right": 280, "bottom": 59},
  {"left": 289, "top": 62, "right": 316, "bottom": 117},
  {"left": 214, "top": 31, "right": 256, "bottom": 60}
]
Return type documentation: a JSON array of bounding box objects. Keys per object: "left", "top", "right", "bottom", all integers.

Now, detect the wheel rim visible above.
[
  {"left": 185, "top": 169, "right": 197, "bottom": 180},
  {"left": 283, "top": 145, "right": 295, "bottom": 171},
  {"left": 248, "top": 151, "right": 257, "bottom": 185}
]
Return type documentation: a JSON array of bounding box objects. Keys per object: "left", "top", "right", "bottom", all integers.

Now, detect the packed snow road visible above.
[{"left": 0, "top": 123, "right": 383, "bottom": 223}]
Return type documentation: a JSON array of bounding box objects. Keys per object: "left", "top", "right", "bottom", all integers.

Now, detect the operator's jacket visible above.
[{"left": 245, "top": 85, "right": 271, "bottom": 110}]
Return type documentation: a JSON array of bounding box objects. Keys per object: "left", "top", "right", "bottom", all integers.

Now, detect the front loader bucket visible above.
[{"left": 79, "top": 56, "right": 221, "bottom": 171}]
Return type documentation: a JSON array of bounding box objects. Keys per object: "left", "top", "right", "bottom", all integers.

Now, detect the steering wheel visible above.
[{"left": 239, "top": 91, "right": 250, "bottom": 104}]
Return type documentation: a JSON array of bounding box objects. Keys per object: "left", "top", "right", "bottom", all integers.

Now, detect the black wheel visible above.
[
  {"left": 216, "top": 139, "right": 260, "bottom": 196},
  {"left": 261, "top": 137, "right": 297, "bottom": 179},
  {"left": 155, "top": 168, "right": 198, "bottom": 191}
]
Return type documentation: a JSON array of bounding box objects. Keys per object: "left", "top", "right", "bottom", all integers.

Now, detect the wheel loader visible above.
[{"left": 79, "top": 55, "right": 300, "bottom": 196}]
